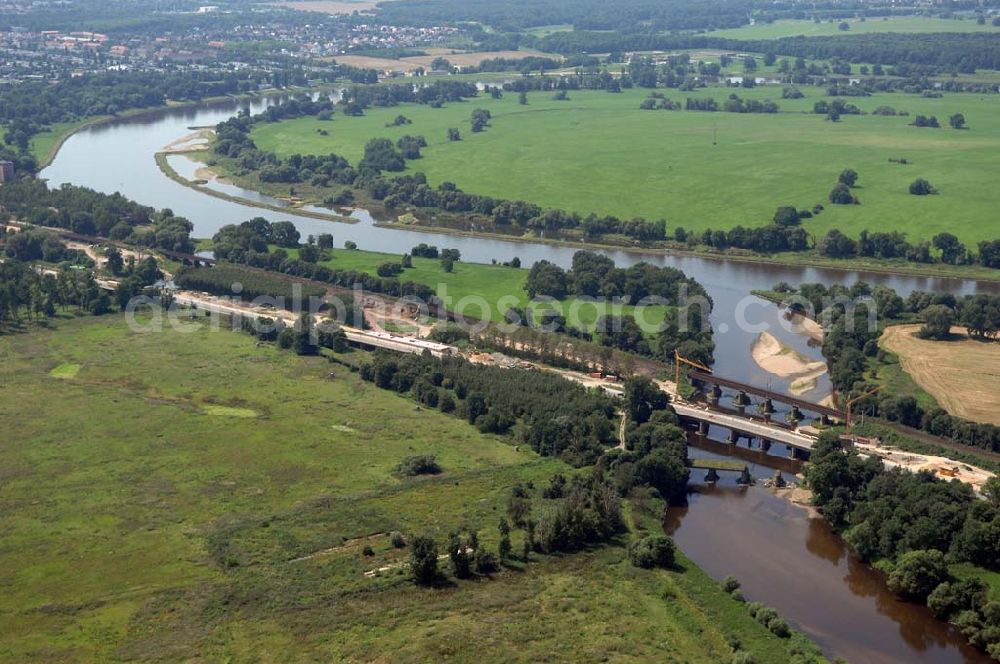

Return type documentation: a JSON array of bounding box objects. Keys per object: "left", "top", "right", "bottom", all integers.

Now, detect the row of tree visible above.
[{"left": 814, "top": 227, "right": 1000, "bottom": 268}]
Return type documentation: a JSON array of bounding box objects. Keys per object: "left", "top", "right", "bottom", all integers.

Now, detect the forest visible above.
[
  {"left": 0, "top": 69, "right": 299, "bottom": 174},
  {"left": 0, "top": 257, "right": 111, "bottom": 326},
  {"left": 533, "top": 30, "right": 1000, "bottom": 74},
  {"left": 808, "top": 433, "right": 1000, "bottom": 658},
  {"left": 0, "top": 179, "right": 194, "bottom": 253}
]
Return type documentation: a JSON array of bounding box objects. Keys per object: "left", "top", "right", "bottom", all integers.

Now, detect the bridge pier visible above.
[
  {"left": 733, "top": 391, "right": 751, "bottom": 415},
  {"left": 697, "top": 420, "right": 710, "bottom": 437},
  {"left": 727, "top": 429, "right": 739, "bottom": 445},
  {"left": 709, "top": 385, "right": 722, "bottom": 406},
  {"left": 787, "top": 406, "right": 804, "bottom": 426},
  {"left": 788, "top": 447, "right": 809, "bottom": 461},
  {"left": 759, "top": 398, "right": 775, "bottom": 423},
  {"left": 761, "top": 438, "right": 772, "bottom": 452}
]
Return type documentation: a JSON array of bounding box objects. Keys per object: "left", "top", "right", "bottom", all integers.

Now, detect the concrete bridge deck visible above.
[{"left": 672, "top": 402, "right": 818, "bottom": 452}]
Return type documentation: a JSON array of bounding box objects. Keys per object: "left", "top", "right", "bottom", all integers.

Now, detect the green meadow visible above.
[
  {"left": 282, "top": 246, "right": 667, "bottom": 327},
  {"left": 706, "top": 16, "right": 1000, "bottom": 40},
  {"left": 0, "top": 314, "right": 812, "bottom": 662},
  {"left": 250, "top": 86, "right": 1000, "bottom": 245}
]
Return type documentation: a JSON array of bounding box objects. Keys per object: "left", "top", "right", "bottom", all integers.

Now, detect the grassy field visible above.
[
  {"left": 707, "top": 16, "right": 1000, "bottom": 40},
  {"left": 26, "top": 119, "right": 103, "bottom": 169},
  {"left": 276, "top": 245, "right": 668, "bottom": 327},
  {"left": 250, "top": 86, "right": 1000, "bottom": 245},
  {"left": 880, "top": 324, "right": 1000, "bottom": 425},
  {"left": 0, "top": 314, "right": 814, "bottom": 662}
]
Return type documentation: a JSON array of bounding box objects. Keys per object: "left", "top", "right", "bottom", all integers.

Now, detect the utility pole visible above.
[{"left": 846, "top": 385, "right": 882, "bottom": 434}]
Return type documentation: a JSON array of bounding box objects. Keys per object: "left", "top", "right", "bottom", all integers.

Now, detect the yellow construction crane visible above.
[
  {"left": 674, "top": 349, "right": 712, "bottom": 398},
  {"left": 846, "top": 385, "right": 882, "bottom": 434}
]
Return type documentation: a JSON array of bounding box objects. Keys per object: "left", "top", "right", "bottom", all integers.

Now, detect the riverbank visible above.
[
  {"left": 31, "top": 85, "right": 338, "bottom": 172},
  {"left": 155, "top": 152, "right": 358, "bottom": 225},
  {"left": 195, "top": 147, "right": 1000, "bottom": 282}
]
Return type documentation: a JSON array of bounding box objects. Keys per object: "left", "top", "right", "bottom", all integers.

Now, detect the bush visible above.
[
  {"left": 721, "top": 575, "right": 742, "bottom": 593},
  {"left": 362, "top": 545, "right": 374, "bottom": 556},
  {"left": 377, "top": 262, "right": 403, "bottom": 277},
  {"left": 909, "top": 178, "right": 936, "bottom": 195},
  {"left": 754, "top": 606, "right": 779, "bottom": 626},
  {"left": 629, "top": 535, "right": 676, "bottom": 569},
  {"left": 767, "top": 617, "right": 791, "bottom": 638},
  {"left": 887, "top": 549, "right": 950, "bottom": 601},
  {"left": 474, "top": 548, "right": 500, "bottom": 574},
  {"left": 829, "top": 183, "right": 857, "bottom": 205},
  {"left": 409, "top": 535, "right": 438, "bottom": 584},
  {"left": 731, "top": 653, "right": 756, "bottom": 664},
  {"left": 390, "top": 531, "right": 406, "bottom": 548},
  {"left": 396, "top": 454, "right": 442, "bottom": 476}
]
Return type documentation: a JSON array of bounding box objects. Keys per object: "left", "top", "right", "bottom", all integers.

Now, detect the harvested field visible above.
[
  {"left": 402, "top": 49, "right": 560, "bottom": 69},
  {"left": 880, "top": 324, "right": 1000, "bottom": 425},
  {"left": 327, "top": 54, "right": 415, "bottom": 72},
  {"left": 328, "top": 49, "right": 560, "bottom": 73},
  {"left": 272, "top": 0, "right": 385, "bottom": 14}
]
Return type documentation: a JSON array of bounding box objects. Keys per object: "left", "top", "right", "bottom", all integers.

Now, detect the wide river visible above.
[{"left": 40, "top": 95, "right": 999, "bottom": 662}]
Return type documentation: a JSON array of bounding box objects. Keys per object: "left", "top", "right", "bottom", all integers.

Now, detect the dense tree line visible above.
[
  {"left": 814, "top": 226, "right": 1000, "bottom": 269},
  {"left": 339, "top": 80, "right": 479, "bottom": 112},
  {"left": 0, "top": 179, "right": 195, "bottom": 253},
  {"left": 777, "top": 281, "right": 1000, "bottom": 452},
  {"left": 360, "top": 351, "right": 618, "bottom": 466},
  {"left": 502, "top": 72, "right": 629, "bottom": 94},
  {"left": 0, "top": 68, "right": 297, "bottom": 174},
  {"left": 358, "top": 348, "right": 693, "bottom": 505},
  {"left": 535, "top": 30, "right": 1000, "bottom": 74},
  {"left": 0, "top": 259, "right": 112, "bottom": 326},
  {"left": 375, "top": 0, "right": 755, "bottom": 32},
  {"left": 684, "top": 94, "right": 779, "bottom": 113},
  {"left": 173, "top": 263, "right": 326, "bottom": 303},
  {"left": 808, "top": 433, "right": 1000, "bottom": 658},
  {"left": 522, "top": 251, "right": 715, "bottom": 364}
]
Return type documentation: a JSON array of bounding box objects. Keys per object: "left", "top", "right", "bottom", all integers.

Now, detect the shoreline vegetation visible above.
[
  {"left": 34, "top": 88, "right": 1000, "bottom": 282},
  {"left": 155, "top": 152, "right": 358, "bottom": 224},
  {"left": 159, "top": 148, "right": 1000, "bottom": 283},
  {"left": 30, "top": 85, "right": 338, "bottom": 171}
]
